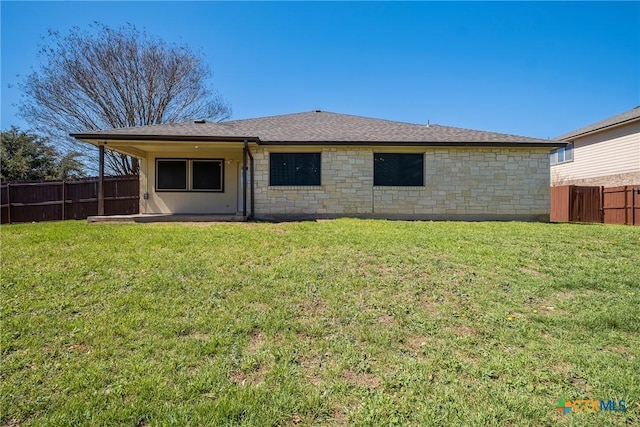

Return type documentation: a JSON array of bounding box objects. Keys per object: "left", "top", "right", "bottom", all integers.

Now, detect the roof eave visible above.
[
  {"left": 259, "top": 140, "right": 566, "bottom": 148},
  {"left": 69, "top": 133, "right": 565, "bottom": 148},
  {"left": 69, "top": 133, "right": 260, "bottom": 143},
  {"left": 557, "top": 116, "right": 640, "bottom": 141}
]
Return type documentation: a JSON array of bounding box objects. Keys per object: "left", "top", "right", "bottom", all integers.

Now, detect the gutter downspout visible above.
[
  {"left": 244, "top": 140, "right": 255, "bottom": 219},
  {"left": 249, "top": 147, "right": 255, "bottom": 219},
  {"left": 242, "top": 143, "right": 248, "bottom": 218}
]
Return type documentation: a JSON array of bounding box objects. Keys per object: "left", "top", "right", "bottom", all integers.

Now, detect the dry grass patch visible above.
[
  {"left": 230, "top": 364, "right": 268, "bottom": 387},
  {"left": 248, "top": 331, "right": 266, "bottom": 351},
  {"left": 341, "top": 370, "right": 381, "bottom": 390}
]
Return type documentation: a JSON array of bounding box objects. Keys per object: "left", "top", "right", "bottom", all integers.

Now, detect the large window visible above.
[
  {"left": 156, "top": 159, "right": 224, "bottom": 192},
  {"left": 270, "top": 153, "right": 321, "bottom": 186},
  {"left": 374, "top": 153, "right": 424, "bottom": 186},
  {"left": 192, "top": 160, "right": 223, "bottom": 191},
  {"left": 157, "top": 160, "right": 187, "bottom": 190},
  {"left": 550, "top": 143, "right": 573, "bottom": 165}
]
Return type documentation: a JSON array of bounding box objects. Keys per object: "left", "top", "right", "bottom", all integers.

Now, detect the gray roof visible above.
[
  {"left": 71, "top": 110, "right": 562, "bottom": 146},
  {"left": 556, "top": 106, "right": 640, "bottom": 141}
]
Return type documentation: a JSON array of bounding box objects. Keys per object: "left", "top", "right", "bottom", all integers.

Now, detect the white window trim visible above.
[{"left": 550, "top": 143, "right": 574, "bottom": 166}]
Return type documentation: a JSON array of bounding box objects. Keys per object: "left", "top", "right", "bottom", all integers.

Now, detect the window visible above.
[
  {"left": 156, "top": 159, "right": 224, "bottom": 192},
  {"left": 550, "top": 143, "right": 574, "bottom": 165},
  {"left": 564, "top": 143, "right": 573, "bottom": 162},
  {"left": 270, "top": 153, "right": 321, "bottom": 186},
  {"left": 192, "top": 160, "right": 223, "bottom": 191},
  {"left": 374, "top": 153, "right": 424, "bottom": 186},
  {"left": 157, "top": 160, "right": 187, "bottom": 190}
]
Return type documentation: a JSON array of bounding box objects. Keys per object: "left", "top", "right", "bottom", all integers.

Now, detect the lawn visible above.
[{"left": 1, "top": 219, "right": 639, "bottom": 426}]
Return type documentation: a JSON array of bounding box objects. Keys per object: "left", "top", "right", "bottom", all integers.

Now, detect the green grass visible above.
[{"left": 2, "top": 219, "right": 639, "bottom": 426}]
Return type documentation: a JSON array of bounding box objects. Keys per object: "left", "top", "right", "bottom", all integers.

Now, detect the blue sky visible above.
[{"left": 1, "top": 1, "right": 639, "bottom": 139}]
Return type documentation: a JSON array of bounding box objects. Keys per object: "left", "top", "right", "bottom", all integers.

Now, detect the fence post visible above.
[
  {"left": 633, "top": 187, "right": 637, "bottom": 226},
  {"left": 6, "top": 183, "right": 10, "bottom": 224},
  {"left": 600, "top": 186, "right": 604, "bottom": 223},
  {"left": 61, "top": 181, "right": 65, "bottom": 221},
  {"left": 624, "top": 186, "right": 629, "bottom": 226}
]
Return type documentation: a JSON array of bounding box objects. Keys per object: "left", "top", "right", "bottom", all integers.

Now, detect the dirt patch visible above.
[
  {"left": 570, "top": 375, "right": 589, "bottom": 392},
  {"left": 190, "top": 332, "right": 210, "bottom": 341},
  {"left": 555, "top": 290, "right": 594, "bottom": 300},
  {"left": 300, "top": 353, "right": 330, "bottom": 386},
  {"left": 254, "top": 302, "right": 270, "bottom": 312},
  {"left": 230, "top": 364, "right": 267, "bottom": 386},
  {"left": 289, "top": 414, "right": 303, "bottom": 425},
  {"left": 332, "top": 405, "right": 349, "bottom": 426},
  {"left": 248, "top": 331, "right": 266, "bottom": 351},
  {"left": 607, "top": 345, "right": 632, "bottom": 356},
  {"left": 67, "top": 344, "right": 89, "bottom": 353},
  {"left": 408, "top": 335, "right": 431, "bottom": 353},
  {"left": 518, "top": 266, "right": 547, "bottom": 278},
  {"left": 553, "top": 361, "right": 574, "bottom": 374},
  {"left": 302, "top": 298, "right": 326, "bottom": 317},
  {"left": 449, "top": 325, "right": 476, "bottom": 336},
  {"left": 270, "top": 227, "right": 289, "bottom": 235},
  {"left": 421, "top": 298, "right": 439, "bottom": 314},
  {"left": 453, "top": 348, "right": 478, "bottom": 365},
  {"left": 341, "top": 370, "right": 381, "bottom": 389},
  {"left": 377, "top": 314, "right": 397, "bottom": 326}
]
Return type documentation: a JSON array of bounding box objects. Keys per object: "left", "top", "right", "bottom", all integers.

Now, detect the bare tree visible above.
[{"left": 19, "top": 22, "right": 231, "bottom": 175}]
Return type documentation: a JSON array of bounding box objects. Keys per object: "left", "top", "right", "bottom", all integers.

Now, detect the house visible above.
[
  {"left": 551, "top": 106, "right": 640, "bottom": 187},
  {"left": 70, "top": 111, "right": 564, "bottom": 221}
]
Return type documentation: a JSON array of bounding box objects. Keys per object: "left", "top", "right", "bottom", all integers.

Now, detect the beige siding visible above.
[
  {"left": 551, "top": 121, "right": 640, "bottom": 186},
  {"left": 252, "top": 146, "right": 550, "bottom": 221},
  {"left": 140, "top": 149, "right": 242, "bottom": 214}
]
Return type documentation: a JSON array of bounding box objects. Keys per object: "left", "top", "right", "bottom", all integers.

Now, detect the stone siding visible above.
[
  {"left": 252, "top": 146, "right": 550, "bottom": 221},
  {"left": 551, "top": 171, "right": 640, "bottom": 188}
]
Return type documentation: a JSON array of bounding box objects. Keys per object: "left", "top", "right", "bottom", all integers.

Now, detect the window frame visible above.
[
  {"left": 373, "top": 152, "right": 425, "bottom": 187},
  {"left": 156, "top": 159, "right": 188, "bottom": 191},
  {"left": 269, "top": 152, "right": 322, "bottom": 186},
  {"left": 155, "top": 158, "right": 225, "bottom": 192},
  {"left": 191, "top": 159, "right": 224, "bottom": 192},
  {"left": 550, "top": 142, "right": 574, "bottom": 166}
]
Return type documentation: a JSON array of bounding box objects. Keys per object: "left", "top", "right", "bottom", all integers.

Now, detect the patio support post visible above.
[{"left": 98, "top": 143, "right": 105, "bottom": 216}]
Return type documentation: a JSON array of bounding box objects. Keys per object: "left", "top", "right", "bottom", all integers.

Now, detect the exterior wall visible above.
[
  {"left": 554, "top": 172, "right": 640, "bottom": 187},
  {"left": 252, "top": 146, "right": 551, "bottom": 221},
  {"left": 139, "top": 149, "right": 243, "bottom": 214},
  {"left": 551, "top": 120, "right": 640, "bottom": 186}
]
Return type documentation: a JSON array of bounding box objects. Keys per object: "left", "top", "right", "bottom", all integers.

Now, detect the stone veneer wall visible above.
[
  {"left": 251, "top": 147, "right": 551, "bottom": 221},
  {"left": 551, "top": 171, "right": 640, "bottom": 188}
]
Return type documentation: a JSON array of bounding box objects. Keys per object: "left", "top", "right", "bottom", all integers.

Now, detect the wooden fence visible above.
[
  {"left": 551, "top": 185, "right": 640, "bottom": 226},
  {"left": 1, "top": 176, "right": 139, "bottom": 224},
  {"left": 603, "top": 186, "right": 640, "bottom": 226}
]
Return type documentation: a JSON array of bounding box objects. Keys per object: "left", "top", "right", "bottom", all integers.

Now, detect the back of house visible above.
[{"left": 71, "top": 110, "right": 565, "bottom": 222}]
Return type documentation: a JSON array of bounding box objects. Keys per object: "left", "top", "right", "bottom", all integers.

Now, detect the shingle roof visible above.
[
  {"left": 556, "top": 106, "right": 640, "bottom": 141},
  {"left": 71, "top": 110, "right": 561, "bottom": 146}
]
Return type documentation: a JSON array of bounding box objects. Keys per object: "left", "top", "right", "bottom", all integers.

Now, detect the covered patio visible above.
[{"left": 70, "top": 130, "right": 256, "bottom": 220}]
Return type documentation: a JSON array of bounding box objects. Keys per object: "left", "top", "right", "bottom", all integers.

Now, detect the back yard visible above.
[{"left": 1, "top": 219, "right": 639, "bottom": 426}]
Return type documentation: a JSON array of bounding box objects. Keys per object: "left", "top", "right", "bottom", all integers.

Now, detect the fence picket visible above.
[{"left": 1, "top": 176, "right": 138, "bottom": 224}]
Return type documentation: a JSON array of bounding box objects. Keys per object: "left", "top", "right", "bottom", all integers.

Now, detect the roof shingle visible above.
[
  {"left": 71, "top": 110, "right": 560, "bottom": 145},
  {"left": 556, "top": 106, "right": 640, "bottom": 141}
]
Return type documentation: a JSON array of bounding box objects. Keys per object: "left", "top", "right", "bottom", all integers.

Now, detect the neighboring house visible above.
[
  {"left": 71, "top": 111, "right": 564, "bottom": 221},
  {"left": 551, "top": 106, "right": 640, "bottom": 187}
]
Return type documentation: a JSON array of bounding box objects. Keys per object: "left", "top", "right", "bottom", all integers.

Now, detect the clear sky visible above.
[{"left": 1, "top": 1, "right": 639, "bottom": 139}]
